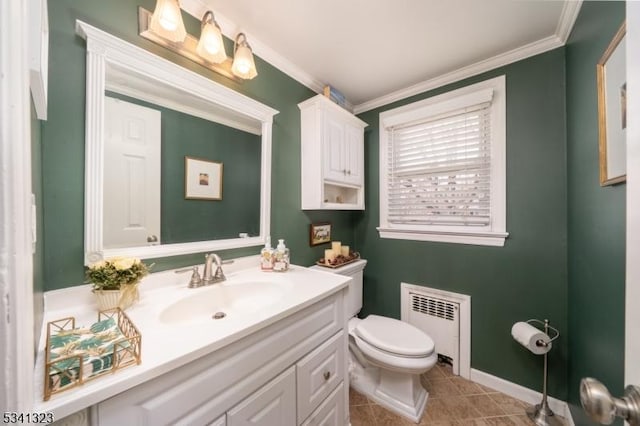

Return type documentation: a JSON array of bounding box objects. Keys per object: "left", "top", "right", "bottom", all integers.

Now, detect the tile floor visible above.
[{"left": 349, "top": 362, "right": 565, "bottom": 426}]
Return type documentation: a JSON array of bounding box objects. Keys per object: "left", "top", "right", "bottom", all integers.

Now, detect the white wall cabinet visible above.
[
  {"left": 95, "top": 292, "right": 348, "bottom": 426},
  {"left": 300, "top": 95, "right": 368, "bottom": 210}
]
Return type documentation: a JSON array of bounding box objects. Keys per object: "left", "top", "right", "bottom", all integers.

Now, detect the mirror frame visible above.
[{"left": 76, "top": 20, "right": 278, "bottom": 265}]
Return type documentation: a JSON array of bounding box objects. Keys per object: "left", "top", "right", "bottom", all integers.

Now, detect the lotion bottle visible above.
[
  {"left": 273, "top": 239, "right": 290, "bottom": 272},
  {"left": 260, "top": 236, "right": 274, "bottom": 271}
]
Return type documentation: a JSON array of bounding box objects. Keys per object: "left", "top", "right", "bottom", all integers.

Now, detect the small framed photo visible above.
[
  {"left": 185, "top": 156, "right": 223, "bottom": 200},
  {"left": 310, "top": 222, "right": 331, "bottom": 246}
]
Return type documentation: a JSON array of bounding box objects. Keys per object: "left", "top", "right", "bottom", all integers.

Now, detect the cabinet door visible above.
[
  {"left": 344, "top": 124, "right": 363, "bottom": 186},
  {"left": 227, "top": 366, "right": 296, "bottom": 426},
  {"left": 323, "top": 114, "right": 347, "bottom": 183}
]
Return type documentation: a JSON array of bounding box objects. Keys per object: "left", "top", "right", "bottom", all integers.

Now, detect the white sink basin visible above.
[{"left": 159, "top": 280, "right": 292, "bottom": 325}]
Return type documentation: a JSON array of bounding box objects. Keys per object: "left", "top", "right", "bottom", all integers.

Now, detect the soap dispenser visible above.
[
  {"left": 260, "top": 236, "right": 274, "bottom": 271},
  {"left": 273, "top": 239, "right": 290, "bottom": 272}
]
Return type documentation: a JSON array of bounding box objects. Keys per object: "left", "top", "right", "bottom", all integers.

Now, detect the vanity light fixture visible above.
[
  {"left": 139, "top": 5, "right": 257, "bottom": 81},
  {"left": 195, "top": 11, "right": 227, "bottom": 64},
  {"left": 149, "top": 0, "right": 186, "bottom": 43},
  {"left": 231, "top": 33, "right": 258, "bottom": 80}
]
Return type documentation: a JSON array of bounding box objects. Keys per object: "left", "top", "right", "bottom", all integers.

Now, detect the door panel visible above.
[
  {"left": 104, "top": 96, "right": 161, "bottom": 249},
  {"left": 323, "top": 115, "right": 346, "bottom": 183}
]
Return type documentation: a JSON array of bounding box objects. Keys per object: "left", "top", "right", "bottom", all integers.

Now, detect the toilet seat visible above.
[
  {"left": 353, "top": 334, "right": 437, "bottom": 374},
  {"left": 354, "top": 315, "right": 435, "bottom": 357}
]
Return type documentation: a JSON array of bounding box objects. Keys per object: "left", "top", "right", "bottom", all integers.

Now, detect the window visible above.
[{"left": 378, "top": 76, "right": 508, "bottom": 246}]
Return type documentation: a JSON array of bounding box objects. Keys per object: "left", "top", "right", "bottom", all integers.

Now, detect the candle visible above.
[
  {"left": 341, "top": 245, "right": 350, "bottom": 257},
  {"left": 331, "top": 241, "right": 342, "bottom": 257},
  {"left": 324, "top": 249, "right": 336, "bottom": 262}
]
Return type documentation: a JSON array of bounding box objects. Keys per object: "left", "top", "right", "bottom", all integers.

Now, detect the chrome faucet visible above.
[{"left": 175, "top": 253, "right": 234, "bottom": 288}]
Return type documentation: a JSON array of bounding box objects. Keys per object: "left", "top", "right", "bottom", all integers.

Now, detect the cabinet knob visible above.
[
  {"left": 323, "top": 371, "right": 331, "bottom": 381},
  {"left": 347, "top": 170, "right": 351, "bottom": 175},
  {"left": 343, "top": 169, "right": 347, "bottom": 175}
]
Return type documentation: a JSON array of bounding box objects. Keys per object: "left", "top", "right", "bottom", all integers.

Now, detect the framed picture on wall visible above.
[
  {"left": 597, "top": 21, "right": 627, "bottom": 186},
  {"left": 185, "top": 156, "right": 223, "bottom": 200},
  {"left": 310, "top": 222, "right": 331, "bottom": 246}
]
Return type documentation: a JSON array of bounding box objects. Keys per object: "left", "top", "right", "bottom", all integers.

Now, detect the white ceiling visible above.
[{"left": 181, "top": 0, "right": 582, "bottom": 113}]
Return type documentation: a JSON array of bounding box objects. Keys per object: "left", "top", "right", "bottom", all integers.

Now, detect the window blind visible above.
[{"left": 387, "top": 101, "right": 492, "bottom": 227}]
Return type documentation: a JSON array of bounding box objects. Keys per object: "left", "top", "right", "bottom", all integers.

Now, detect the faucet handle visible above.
[{"left": 175, "top": 266, "right": 202, "bottom": 288}]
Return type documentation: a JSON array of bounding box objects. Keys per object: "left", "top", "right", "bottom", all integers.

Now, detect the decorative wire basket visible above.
[{"left": 44, "top": 308, "right": 141, "bottom": 401}]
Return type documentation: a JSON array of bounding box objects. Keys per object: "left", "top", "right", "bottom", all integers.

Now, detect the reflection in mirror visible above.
[
  {"left": 77, "top": 20, "right": 278, "bottom": 264},
  {"left": 103, "top": 92, "right": 261, "bottom": 249}
]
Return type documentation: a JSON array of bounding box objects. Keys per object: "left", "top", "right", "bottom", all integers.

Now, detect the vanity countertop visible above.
[{"left": 33, "top": 258, "right": 350, "bottom": 420}]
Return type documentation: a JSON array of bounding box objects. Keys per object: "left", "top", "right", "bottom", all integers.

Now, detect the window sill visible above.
[{"left": 377, "top": 227, "right": 508, "bottom": 247}]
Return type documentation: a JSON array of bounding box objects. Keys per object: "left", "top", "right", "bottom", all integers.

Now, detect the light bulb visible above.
[
  {"left": 195, "top": 12, "right": 227, "bottom": 64},
  {"left": 202, "top": 29, "right": 221, "bottom": 55},
  {"left": 149, "top": 0, "right": 186, "bottom": 43},
  {"left": 231, "top": 38, "right": 257, "bottom": 79}
]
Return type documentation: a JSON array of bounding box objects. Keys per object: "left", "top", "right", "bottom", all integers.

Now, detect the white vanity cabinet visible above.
[
  {"left": 95, "top": 291, "right": 348, "bottom": 426},
  {"left": 299, "top": 95, "right": 368, "bottom": 210}
]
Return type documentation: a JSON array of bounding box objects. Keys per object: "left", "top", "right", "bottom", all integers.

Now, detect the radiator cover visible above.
[{"left": 400, "top": 283, "right": 470, "bottom": 376}]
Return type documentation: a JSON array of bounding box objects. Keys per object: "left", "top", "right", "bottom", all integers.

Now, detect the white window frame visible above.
[{"left": 378, "top": 75, "right": 508, "bottom": 247}]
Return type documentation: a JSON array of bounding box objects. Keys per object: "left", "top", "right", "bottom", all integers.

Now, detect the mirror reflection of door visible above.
[{"left": 103, "top": 96, "right": 161, "bottom": 248}]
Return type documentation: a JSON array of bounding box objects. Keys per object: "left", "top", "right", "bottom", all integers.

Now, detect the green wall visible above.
[
  {"left": 565, "top": 2, "right": 626, "bottom": 424},
  {"left": 355, "top": 49, "right": 569, "bottom": 398},
  {"left": 42, "top": 0, "right": 357, "bottom": 290},
  {"left": 105, "top": 92, "right": 261, "bottom": 244}
]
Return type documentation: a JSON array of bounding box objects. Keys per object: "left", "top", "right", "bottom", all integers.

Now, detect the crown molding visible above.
[
  {"left": 556, "top": 0, "right": 583, "bottom": 43},
  {"left": 353, "top": 34, "right": 564, "bottom": 114}
]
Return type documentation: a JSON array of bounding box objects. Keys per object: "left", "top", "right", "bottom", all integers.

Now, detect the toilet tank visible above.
[{"left": 311, "top": 259, "right": 367, "bottom": 318}]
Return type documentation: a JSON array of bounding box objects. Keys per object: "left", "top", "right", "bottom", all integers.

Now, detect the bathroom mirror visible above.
[{"left": 77, "top": 20, "right": 278, "bottom": 265}]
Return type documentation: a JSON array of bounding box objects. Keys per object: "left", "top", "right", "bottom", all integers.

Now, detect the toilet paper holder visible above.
[
  {"left": 521, "top": 319, "right": 562, "bottom": 426},
  {"left": 525, "top": 318, "right": 559, "bottom": 348}
]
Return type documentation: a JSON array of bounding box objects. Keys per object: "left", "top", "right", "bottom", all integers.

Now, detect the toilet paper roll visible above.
[{"left": 511, "top": 322, "right": 552, "bottom": 355}]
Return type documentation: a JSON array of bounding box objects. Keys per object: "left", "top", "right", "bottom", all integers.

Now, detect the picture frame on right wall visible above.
[{"left": 597, "top": 21, "right": 627, "bottom": 186}]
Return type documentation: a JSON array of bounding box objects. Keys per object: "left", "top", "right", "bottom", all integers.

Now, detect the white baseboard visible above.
[{"left": 470, "top": 369, "right": 574, "bottom": 426}]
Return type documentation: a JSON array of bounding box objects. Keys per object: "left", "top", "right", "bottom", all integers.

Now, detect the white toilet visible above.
[{"left": 311, "top": 259, "right": 437, "bottom": 422}]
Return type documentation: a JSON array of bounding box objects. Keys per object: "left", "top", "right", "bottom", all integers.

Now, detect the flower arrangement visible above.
[
  {"left": 86, "top": 257, "right": 150, "bottom": 291},
  {"left": 86, "top": 257, "right": 151, "bottom": 310}
]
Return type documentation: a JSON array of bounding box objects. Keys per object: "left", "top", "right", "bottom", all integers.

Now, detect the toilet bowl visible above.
[{"left": 310, "top": 260, "right": 437, "bottom": 422}]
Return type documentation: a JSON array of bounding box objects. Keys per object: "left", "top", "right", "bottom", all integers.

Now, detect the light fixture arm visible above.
[
  {"left": 234, "top": 33, "right": 250, "bottom": 53},
  {"left": 201, "top": 11, "right": 219, "bottom": 30}
]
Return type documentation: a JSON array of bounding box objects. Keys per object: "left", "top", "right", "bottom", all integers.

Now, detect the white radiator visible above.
[{"left": 401, "top": 283, "right": 471, "bottom": 376}]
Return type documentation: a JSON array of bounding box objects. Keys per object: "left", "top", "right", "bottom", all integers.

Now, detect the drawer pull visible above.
[{"left": 323, "top": 371, "right": 331, "bottom": 381}]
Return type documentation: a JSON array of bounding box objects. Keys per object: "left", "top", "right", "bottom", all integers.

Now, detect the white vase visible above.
[
  {"left": 93, "top": 284, "right": 139, "bottom": 311},
  {"left": 93, "top": 289, "right": 122, "bottom": 311}
]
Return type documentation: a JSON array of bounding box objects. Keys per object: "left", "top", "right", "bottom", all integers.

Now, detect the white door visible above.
[
  {"left": 103, "top": 96, "right": 161, "bottom": 249},
  {"left": 625, "top": 1, "right": 639, "bottom": 389}
]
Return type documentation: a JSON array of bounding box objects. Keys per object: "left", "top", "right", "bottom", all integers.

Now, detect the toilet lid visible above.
[{"left": 355, "top": 315, "right": 435, "bottom": 357}]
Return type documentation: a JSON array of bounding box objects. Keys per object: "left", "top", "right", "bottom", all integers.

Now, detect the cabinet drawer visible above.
[
  {"left": 296, "top": 331, "right": 345, "bottom": 424},
  {"left": 300, "top": 381, "right": 345, "bottom": 426}
]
